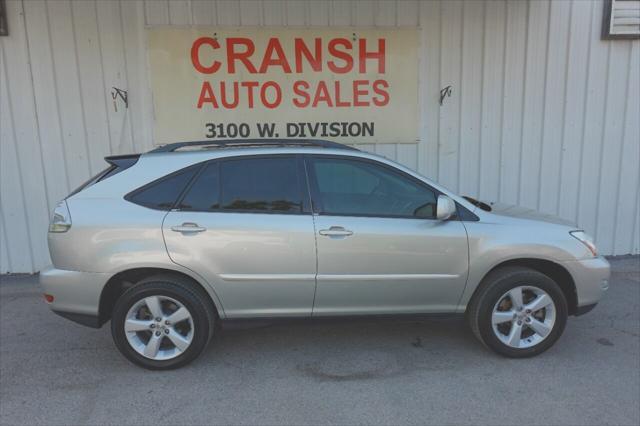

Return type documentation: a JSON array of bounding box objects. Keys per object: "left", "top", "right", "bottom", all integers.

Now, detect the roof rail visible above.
[{"left": 148, "top": 139, "right": 358, "bottom": 153}]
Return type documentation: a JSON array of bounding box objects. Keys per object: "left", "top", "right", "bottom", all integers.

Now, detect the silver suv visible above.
[{"left": 41, "top": 139, "right": 610, "bottom": 369}]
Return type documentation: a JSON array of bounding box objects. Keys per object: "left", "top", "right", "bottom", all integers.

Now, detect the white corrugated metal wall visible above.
[{"left": 1, "top": 0, "right": 639, "bottom": 273}]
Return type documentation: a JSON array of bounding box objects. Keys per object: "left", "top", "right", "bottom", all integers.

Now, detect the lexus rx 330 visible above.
[{"left": 41, "top": 139, "right": 610, "bottom": 369}]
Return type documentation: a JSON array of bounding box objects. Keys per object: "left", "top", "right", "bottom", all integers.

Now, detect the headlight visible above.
[
  {"left": 49, "top": 200, "right": 72, "bottom": 233},
  {"left": 570, "top": 230, "right": 597, "bottom": 257}
]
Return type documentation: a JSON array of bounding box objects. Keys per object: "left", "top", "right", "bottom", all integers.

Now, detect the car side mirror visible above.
[{"left": 436, "top": 195, "right": 456, "bottom": 221}]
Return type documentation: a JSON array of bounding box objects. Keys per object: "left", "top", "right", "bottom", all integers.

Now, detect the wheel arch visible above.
[
  {"left": 465, "top": 258, "right": 578, "bottom": 316},
  {"left": 99, "top": 267, "right": 224, "bottom": 326}
]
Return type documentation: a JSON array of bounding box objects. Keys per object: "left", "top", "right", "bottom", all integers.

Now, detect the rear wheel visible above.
[
  {"left": 111, "top": 275, "right": 215, "bottom": 369},
  {"left": 467, "top": 267, "right": 568, "bottom": 358}
]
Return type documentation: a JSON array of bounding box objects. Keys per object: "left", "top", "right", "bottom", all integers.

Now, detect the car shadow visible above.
[{"left": 196, "top": 316, "right": 491, "bottom": 381}]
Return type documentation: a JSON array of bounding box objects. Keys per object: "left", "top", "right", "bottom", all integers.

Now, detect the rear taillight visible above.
[{"left": 49, "top": 200, "right": 72, "bottom": 233}]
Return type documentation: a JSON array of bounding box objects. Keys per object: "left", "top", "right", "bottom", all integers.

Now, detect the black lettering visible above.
[
  {"left": 287, "top": 123, "right": 300, "bottom": 137},
  {"left": 257, "top": 122, "right": 277, "bottom": 137},
  {"left": 227, "top": 123, "right": 238, "bottom": 138},
  {"left": 307, "top": 122, "right": 320, "bottom": 137},
  {"left": 297, "top": 122, "right": 307, "bottom": 137},
  {"left": 348, "top": 122, "right": 359, "bottom": 136},
  {"left": 239, "top": 123, "right": 250, "bottom": 137},
  {"left": 320, "top": 122, "right": 329, "bottom": 137},
  {"left": 216, "top": 123, "right": 227, "bottom": 138},
  {"left": 205, "top": 123, "right": 215, "bottom": 138},
  {"left": 329, "top": 122, "right": 341, "bottom": 137},
  {"left": 340, "top": 122, "right": 349, "bottom": 137},
  {"left": 362, "top": 122, "right": 374, "bottom": 137}
]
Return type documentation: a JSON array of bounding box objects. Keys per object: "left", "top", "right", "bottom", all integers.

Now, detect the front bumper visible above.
[
  {"left": 39, "top": 266, "right": 112, "bottom": 327},
  {"left": 562, "top": 256, "right": 610, "bottom": 312}
]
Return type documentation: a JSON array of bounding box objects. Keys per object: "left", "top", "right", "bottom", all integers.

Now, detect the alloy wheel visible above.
[
  {"left": 491, "top": 286, "right": 556, "bottom": 349},
  {"left": 124, "top": 295, "right": 195, "bottom": 360}
]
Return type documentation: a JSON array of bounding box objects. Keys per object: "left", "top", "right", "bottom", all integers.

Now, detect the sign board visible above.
[{"left": 147, "top": 27, "right": 418, "bottom": 145}]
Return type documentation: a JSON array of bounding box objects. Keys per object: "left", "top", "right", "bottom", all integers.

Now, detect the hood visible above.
[{"left": 485, "top": 202, "right": 576, "bottom": 227}]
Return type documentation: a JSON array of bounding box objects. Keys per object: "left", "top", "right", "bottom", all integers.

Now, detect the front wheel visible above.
[
  {"left": 111, "top": 275, "right": 216, "bottom": 370},
  {"left": 467, "top": 267, "right": 568, "bottom": 358}
]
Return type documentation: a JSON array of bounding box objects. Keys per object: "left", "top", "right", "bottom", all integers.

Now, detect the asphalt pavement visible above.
[{"left": 1, "top": 256, "right": 638, "bottom": 425}]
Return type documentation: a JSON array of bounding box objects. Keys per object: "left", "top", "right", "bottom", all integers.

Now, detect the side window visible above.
[
  {"left": 220, "top": 157, "right": 303, "bottom": 213},
  {"left": 127, "top": 166, "right": 199, "bottom": 210},
  {"left": 178, "top": 163, "right": 220, "bottom": 211},
  {"left": 310, "top": 157, "right": 437, "bottom": 218}
]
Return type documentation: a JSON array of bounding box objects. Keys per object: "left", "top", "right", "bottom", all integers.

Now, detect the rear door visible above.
[
  {"left": 163, "top": 155, "right": 317, "bottom": 318},
  {"left": 306, "top": 155, "right": 469, "bottom": 315}
]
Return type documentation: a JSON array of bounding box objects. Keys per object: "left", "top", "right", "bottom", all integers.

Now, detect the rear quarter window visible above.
[
  {"left": 178, "top": 162, "right": 220, "bottom": 211},
  {"left": 126, "top": 165, "right": 199, "bottom": 210}
]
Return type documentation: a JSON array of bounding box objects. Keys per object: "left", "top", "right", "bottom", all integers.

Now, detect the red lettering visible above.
[
  {"left": 226, "top": 38, "right": 257, "bottom": 73},
  {"left": 353, "top": 80, "right": 369, "bottom": 107},
  {"left": 260, "top": 81, "right": 282, "bottom": 108},
  {"left": 193, "top": 36, "right": 387, "bottom": 76},
  {"left": 359, "top": 38, "right": 385, "bottom": 73},
  {"left": 294, "top": 38, "right": 322, "bottom": 73},
  {"left": 327, "top": 38, "right": 353, "bottom": 74},
  {"left": 293, "top": 81, "right": 311, "bottom": 108},
  {"left": 312, "top": 81, "right": 333, "bottom": 107},
  {"left": 334, "top": 81, "right": 350, "bottom": 107},
  {"left": 259, "top": 38, "right": 292, "bottom": 73},
  {"left": 372, "top": 79, "right": 389, "bottom": 106},
  {"left": 197, "top": 81, "right": 219, "bottom": 108},
  {"left": 191, "top": 37, "right": 221, "bottom": 74},
  {"left": 241, "top": 81, "right": 259, "bottom": 108},
  {"left": 220, "top": 81, "right": 239, "bottom": 109}
]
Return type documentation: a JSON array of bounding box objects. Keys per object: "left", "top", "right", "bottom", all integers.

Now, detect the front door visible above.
[
  {"left": 163, "top": 155, "right": 317, "bottom": 318},
  {"left": 306, "top": 156, "right": 469, "bottom": 315}
]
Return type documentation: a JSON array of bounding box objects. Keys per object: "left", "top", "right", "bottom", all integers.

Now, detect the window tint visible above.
[
  {"left": 220, "top": 157, "right": 303, "bottom": 213},
  {"left": 311, "top": 158, "right": 437, "bottom": 218},
  {"left": 179, "top": 163, "right": 220, "bottom": 211},
  {"left": 128, "top": 166, "right": 198, "bottom": 210}
]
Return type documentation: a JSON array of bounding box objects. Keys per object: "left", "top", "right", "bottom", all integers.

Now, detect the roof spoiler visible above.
[
  {"left": 67, "top": 154, "right": 140, "bottom": 197},
  {"left": 105, "top": 154, "right": 140, "bottom": 169}
]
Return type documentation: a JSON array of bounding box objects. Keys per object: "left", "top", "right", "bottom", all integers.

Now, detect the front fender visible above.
[{"left": 457, "top": 220, "right": 585, "bottom": 311}]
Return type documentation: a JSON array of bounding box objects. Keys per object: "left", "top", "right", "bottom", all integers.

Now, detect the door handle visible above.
[
  {"left": 171, "top": 222, "right": 206, "bottom": 233},
  {"left": 319, "top": 226, "right": 353, "bottom": 237}
]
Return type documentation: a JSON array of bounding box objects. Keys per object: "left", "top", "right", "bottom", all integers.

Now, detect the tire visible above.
[
  {"left": 467, "top": 266, "right": 568, "bottom": 358},
  {"left": 111, "top": 274, "right": 216, "bottom": 370}
]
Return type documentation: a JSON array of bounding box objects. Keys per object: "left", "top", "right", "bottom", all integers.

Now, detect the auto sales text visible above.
[{"left": 191, "top": 36, "right": 390, "bottom": 109}]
